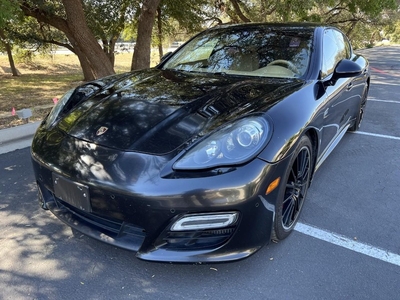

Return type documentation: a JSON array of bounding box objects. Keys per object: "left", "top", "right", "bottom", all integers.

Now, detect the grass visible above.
[
  {"left": 0, "top": 73, "right": 82, "bottom": 111},
  {"left": 0, "top": 52, "right": 140, "bottom": 128}
]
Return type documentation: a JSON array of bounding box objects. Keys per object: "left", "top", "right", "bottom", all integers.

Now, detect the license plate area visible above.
[{"left": 52, "top": 173, "right": 91, "bottom": 212}]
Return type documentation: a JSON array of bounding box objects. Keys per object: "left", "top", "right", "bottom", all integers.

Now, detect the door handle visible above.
[
  {"left": 347, "top": 82, "right": 353, "bottom": 90},
  {"left": 323, "top": 108, "right": 329, "bottom": 118}
]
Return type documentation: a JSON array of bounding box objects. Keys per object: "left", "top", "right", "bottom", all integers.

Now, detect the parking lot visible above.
[
  {"left": 297, "top": 46, "right": 400, "bottom": 264},
  {"left": 0, "top": 46, "right": 399, "bottom": 299}
]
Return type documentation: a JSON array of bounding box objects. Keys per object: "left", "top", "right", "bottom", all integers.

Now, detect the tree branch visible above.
[
  {"left": 19, "top": 2, "right": 70, "bottom": 34},
  {"left": 43, "top": 39, "right": 75, "bottom": 53},
  {"left": 229, "top": 0, "right": 251, "bottom": 22},
  {"left": 204, "top": 17, "right": 224, "bottom": 25}
]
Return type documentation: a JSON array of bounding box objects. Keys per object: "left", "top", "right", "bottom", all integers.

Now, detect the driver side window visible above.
[{"left": 321, "top": 29, "right": 348, "bottom": 79}]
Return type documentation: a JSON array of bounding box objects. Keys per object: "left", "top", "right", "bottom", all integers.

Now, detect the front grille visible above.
[
  {"left": 56, "top": 198, "right": 145, "bottom": 240},
  {"left": 162, "top": 227, "right": 235, "bottom": 250}
]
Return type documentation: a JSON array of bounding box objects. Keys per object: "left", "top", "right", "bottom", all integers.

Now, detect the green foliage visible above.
[
  {"left": 0, "top": 0, "right": 20, "bottom": 27},
  {"left": 14, "top": 47, "right": 34, "bottom": 63},
  {"left": 1, "top": 1, "right": 67, "bottom": 62},
  {"left": 84, "top": 0, "right": 140, "bottom": 41},
  {"left": 123, "top": 0, "right": 220, "bottom": 52},
  {"left": 7, "top": 16, "right": 66, "bottom": 52},
  {"left": 384, "top": 20, "right": 400, "bottom": 43},
  {"left": 222, "top": 0, "right": 398, "bottom": 47},
  {"left": 349, "top": 0, "right": 397, "bottom": 18},
  {"left": 160, "top": 0, "right": 213, "bottom": 33}
]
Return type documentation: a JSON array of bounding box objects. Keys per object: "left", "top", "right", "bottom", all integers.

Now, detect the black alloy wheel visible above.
[{"left": 272, "top": 135, "right": 312, "bottom": 241}]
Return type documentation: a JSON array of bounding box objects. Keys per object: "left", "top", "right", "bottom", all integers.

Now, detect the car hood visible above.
[{"left": 56, "top": 69, "right": 304, "bottom": 154}]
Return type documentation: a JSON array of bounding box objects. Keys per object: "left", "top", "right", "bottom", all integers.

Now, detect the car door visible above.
[{"left": 318, "top": 28, "right": 358, "bottom": 153}]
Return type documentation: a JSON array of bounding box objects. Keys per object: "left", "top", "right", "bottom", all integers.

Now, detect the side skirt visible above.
[{"left": 314, "top": 123, "right": 350, "bottom": 171}]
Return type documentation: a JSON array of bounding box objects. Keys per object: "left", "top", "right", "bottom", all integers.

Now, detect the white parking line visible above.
[
  {"left": 368, "top": 99, "right": 400, "bottom": 104},
  {"left": 295, "top": 222, "right": 400, "bottom": 267},
  {"left": 352, "top": 131, "right": 400, "bottom": 140},
  {"left": 295, "top": 98, "right": 400, "bottom": 267}
]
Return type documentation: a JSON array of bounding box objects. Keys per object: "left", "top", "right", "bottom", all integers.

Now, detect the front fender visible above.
[{"left": 258, "top": 82, "right": 321, "bottom": 163}]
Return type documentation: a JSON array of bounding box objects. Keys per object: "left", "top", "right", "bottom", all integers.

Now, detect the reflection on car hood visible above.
[{"left": 57, "top": 69, "right": 304, "bottom": 154}]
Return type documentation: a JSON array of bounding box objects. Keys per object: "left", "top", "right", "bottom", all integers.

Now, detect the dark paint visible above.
[
  {"left": 50, "top": 69, "right": 304, "bottom": 155},
  {"left": 31, "top": 23, "right": 370, "bottom": 263}
]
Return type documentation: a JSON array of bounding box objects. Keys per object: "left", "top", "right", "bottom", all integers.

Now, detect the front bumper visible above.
[{"left": 31, "top": 130, "right": 289, "bottom": 263}]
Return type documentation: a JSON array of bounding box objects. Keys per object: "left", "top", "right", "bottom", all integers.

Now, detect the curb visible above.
[
  {"left": 0, "top": 121, "right": 41, "bottom": 155},
  {"left": 0, "top": 104, "right": 54, "bottom": 120}
]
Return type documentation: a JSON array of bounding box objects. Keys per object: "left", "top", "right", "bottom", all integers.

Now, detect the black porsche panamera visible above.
[{"left": 31, "top": 23, "right": 370, "bottom": 263}]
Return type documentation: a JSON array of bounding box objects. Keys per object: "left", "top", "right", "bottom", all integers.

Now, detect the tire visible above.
[
  {"left": 272, "top": 135, "right": 312, "bottom": 241},
  {"left": 348, "top": 87, "right": 368, "bottom": 132}
]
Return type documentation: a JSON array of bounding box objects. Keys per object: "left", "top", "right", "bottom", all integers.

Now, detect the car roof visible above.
[{"left": 208, "top": 22, "right": 321, "bottom": 32}]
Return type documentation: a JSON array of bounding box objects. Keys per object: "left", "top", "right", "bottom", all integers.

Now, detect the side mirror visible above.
[
  {"left": 334, "top": 59, "right": 362, "bottom": 78},
  {"left": 324, "top": 59, "right": 362, "bottom": 86}
]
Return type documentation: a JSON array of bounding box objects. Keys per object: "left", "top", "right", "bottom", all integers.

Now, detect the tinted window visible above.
[
  {"left": 163, "top": 27, "right": 314, "bottom": 78},
  {"left": 341, "top": 32, "right": 352, "bottom": 58},
  {"left": 321, "top": 29, "right": 349, "bottom": 78}
]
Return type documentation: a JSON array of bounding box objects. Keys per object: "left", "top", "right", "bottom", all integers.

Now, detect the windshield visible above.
[{"left": 162, "top": 26, "right": 313, "bottom": 79}]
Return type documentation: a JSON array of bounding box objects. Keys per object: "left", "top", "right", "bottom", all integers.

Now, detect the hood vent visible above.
[{"left": 199, "top": 105, "right": 220, "bottom": 118}]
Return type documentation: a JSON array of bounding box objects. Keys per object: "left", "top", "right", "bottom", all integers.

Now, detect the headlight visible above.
[
  {"left": 45, "top": 88, "right": 75, "bottom": 127},
  {"left": 174, "top": 116, "right": 271, "bottom": 170}
]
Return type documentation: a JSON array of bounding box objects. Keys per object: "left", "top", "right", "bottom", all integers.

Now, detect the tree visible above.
[
  {"left": 84, "top": 0, "right": 136, "bottom": 67},
  {"left": 20, "top": 0, "right": 115, "bottom": 80},
  {"left": 219, "top": 0, "right": 398, "bottom": 47},
  {"left": 131, "top": 0, "right": 162, "bottom": 70},
  {"left": 8, "top": 16, "right": 70, "bottom": 55},
  {"left": 383, "top": 12, "right": 400, "bottom": 44},
  {"left": 0, "top": 29, "right": 19, "bottom": 76},
  {"left": 128, "top": 0, "right": 219, "bottom": 66},
  {"left": 155, "top": 0, "right": 218, "bottom": 60},
  {"left": 306, "top": 0, "right": 397, "bottom": 47},
  {"left": 0, "top": 0, "right": 20, "bottom": 76}
]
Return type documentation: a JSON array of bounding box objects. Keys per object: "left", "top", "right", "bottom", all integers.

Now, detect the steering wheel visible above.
[{"left": 267, "top": 60, "right": 299, "bottom": 74}]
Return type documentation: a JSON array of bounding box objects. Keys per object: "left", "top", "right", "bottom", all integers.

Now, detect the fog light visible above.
[{"left": 171, "top": 212, "right": 239, "bottom": 231}]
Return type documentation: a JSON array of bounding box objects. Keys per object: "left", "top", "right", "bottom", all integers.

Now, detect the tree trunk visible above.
[
  {"left": 20, "top": 0, "right": 115, "bottom": 80},
  {"left": 61, "top": 31, "right": 96, "bottom": 81},
  {"left": 131, "top": 0, "right": 162, "bottom": 70},
  {"left": 74, "top": 46, "right": 96, "bottom": 81},
  {"left": 4, "top": 42, "right": 18, "bottom": 76},
  {"left": 102, "top": 37, "right": 118, "bottom": 67},
  {"left": 0, "top": 29, "right": 19, "bottom": 76},
  {"left": 157, "top": 6, "right": 163, "bottom": 61},
  {"left": 62, "top": 0, "right": 115, "bottom": 78},
  {"left": 109, "top": 37, "right": 117, "bottom": 67}
]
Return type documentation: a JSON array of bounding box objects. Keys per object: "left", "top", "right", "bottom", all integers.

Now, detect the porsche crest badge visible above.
[{"left": 96, "top": 126, "right": 108, "bottom": 136}]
